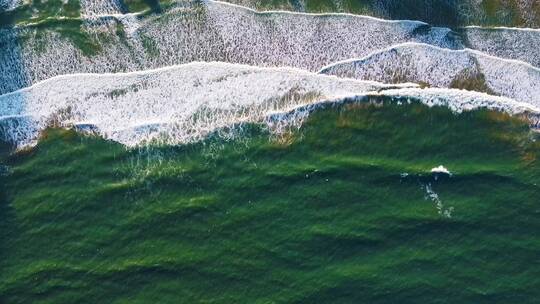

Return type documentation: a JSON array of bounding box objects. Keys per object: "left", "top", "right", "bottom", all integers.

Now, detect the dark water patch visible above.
[
  {"left": 225, "top": 0, "right": 540, "bottom": 27},
  {"left": 124, "top": 0, "right": 168, "bottom": 13},
  {"left": 0, "top": 0, "right": 80, "bottom": 27}
]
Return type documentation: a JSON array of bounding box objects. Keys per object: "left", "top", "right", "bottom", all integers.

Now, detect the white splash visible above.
[
  {"left": 424, "top": 183, "right": 454, "bottom": 218},
  {"left": 431, "top": 165, "right": 451, "bottom": 175}
]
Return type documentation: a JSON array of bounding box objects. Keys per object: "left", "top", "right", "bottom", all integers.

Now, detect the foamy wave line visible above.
[
  {"left": 319, "top": 42, "right": 540, "bottom": 72},
  {"left": 464, "top": 25, "right": 540, "bottom": 32},
  {"left": 0, "top": 62, "right": 410, "bottom": 148},
  {"left": 318, "top": 42, "right": 540, "bottom": 106},
  {"left": 3, "top": 0, "right": 540, "bottom": 96},
  {"left": 8, "top": 0, "right": 538, "bottom": 32},
  {"left": 207, "top": 0, "right": 427, "bottom": 25},
  {"left": 214, "top": 0, "right": 540, "bottom": 31},
  {"left": 0, "top": 62, "right": 538, "bottom": 149},
  {"left": 0, "top": 0, "right": 459, "bottom": 95},
  {"left": 268, "top": 88, "right": 540, "bottom": 130},
  {"left": 219, "top": 0, "right": 540, "bottom": 29}
]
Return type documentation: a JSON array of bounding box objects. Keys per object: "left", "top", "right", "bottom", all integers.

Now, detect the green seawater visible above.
[{"left": 1, "top": 102, "right": 539, "bottom": 303}]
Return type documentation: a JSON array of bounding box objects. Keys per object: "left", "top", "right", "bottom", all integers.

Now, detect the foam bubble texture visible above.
[
  {"left": 1, "top": 62, "right": 537, "bottom": 148},
  {"left": 464, "top": 27, "right": 540, "bottom": 68},
  {"left": 319, "top": 43, "right": 540, "bottom": 106},
  {"left": 0, "top": 62, "right": 405, "bottom": 147},
  {"left": 0, "top": 0, "right": 21, "bottom": 11},
  {"left": 2, "top": 1, "right": 540, "bottom": 95},
  {"left": 220, "top": 0, "right": 540, "bottom": 28},
  {"left": 80, "top": 0, "right": 125, "bottom": 16},
  {"left": 0, "top": 0, "right": 461, "bottom": 95}
]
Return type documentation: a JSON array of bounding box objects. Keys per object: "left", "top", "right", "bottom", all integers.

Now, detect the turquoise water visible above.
[{"left": 1, "top": 102, "right": 539, "bottom": 303}]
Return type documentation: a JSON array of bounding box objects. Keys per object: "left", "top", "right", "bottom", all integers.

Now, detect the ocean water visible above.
[
  {"left": 1, "top": 102, "right": 540, "bottom": 303},
  {"left": 1, "top": 0, "right": 540, "bottom": 303}
]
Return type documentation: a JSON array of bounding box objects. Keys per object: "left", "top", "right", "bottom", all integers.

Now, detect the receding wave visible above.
[
  {"left": 319, "top": 42, "right": 540, "bottom": 106},
  {"left": 1, "top": 62, "right": 538, "bottom": 148}
]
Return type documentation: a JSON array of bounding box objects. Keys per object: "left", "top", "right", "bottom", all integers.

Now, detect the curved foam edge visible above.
[
  {"left": 0, "top": 0, "right": 460, "bottom": 95},
  {"left": 464, "top": 25, "right": 540, "bottom": 33},
  {"left": 318, "top": 42, "right": 540, "bottom": 106},
  {"left": 0, "top": 62, "right": 409, "bottom": 148},
  {"left": 268, "top": 88, "right": 540, "bottom": 129},
  {"left": 1, "top": 62, "right": 538, "bottom": 149},
  {"left": 2, "top": 0, "right": 540, "bottom": 96},
  {"left": 217, "top": 0, "right": 540, "bottom": 29},
  {"left": 206, "top": 0, "right": 428, "bottom": 25}
]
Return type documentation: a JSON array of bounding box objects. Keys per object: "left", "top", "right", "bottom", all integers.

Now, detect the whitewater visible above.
[
  {"left": 1, "top": 0, "right": 540, "bottom": 149},
  {"left": 1, "top": 62, "right": 538, "bottom": 148},
  {"left": 319, "top": 42, "right": 540, "bottom": 105},
  {"left": 2, "top": 0, "right": 540, "bottom": 95}
]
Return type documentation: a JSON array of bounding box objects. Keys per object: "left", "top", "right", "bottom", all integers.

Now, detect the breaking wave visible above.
[{"left": 1, "top": 62, "right": 538, "bottom": 148}]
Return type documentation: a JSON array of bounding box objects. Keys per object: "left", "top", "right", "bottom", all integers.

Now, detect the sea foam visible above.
[
  {"left": 1, "top": 1, "right": 539, "bottom": 95},
  {"left": 319, "top": 43, "right": 540, "bottom": 106},
  {"left": 0, "top": 0, "right": 458, "bottom": 95},
  {"left": 464, "top": 26, "right": 540, "bottom": 68},
  {"left": 0, "top": 0, "right": 21, "bottom": 11},
  {"left": 1, "top": 62, "right": 538, "bottom": 148}
]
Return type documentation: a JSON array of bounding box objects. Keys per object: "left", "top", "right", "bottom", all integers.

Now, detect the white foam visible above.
[
  {"left": 464, "top": 26, "right": 540, "bottom": 68},
  {"left": 220, "top": 0, "right": 540, "bottom": 28},
  {"left": 0, "top": 0, "right": 21, "bottom": 11},
  {"left": 362, "top": 87, "right": 539, "bottom": 114},
  {"left": 0, "top": 62, "right": 406, "bottom": 147},
  {"left": 3, "top": 0, "right": 540, "bottom": 95},
  {"left": 211, "top": 1, "right": 540, "bottom": 68},
  {"left": 209, "top": 0, "right": 427, "bottom": 24},
  {"left": 423, "top": 183, "right": 453, "bottom": 218},
  {"left": 1, "top": 62, "right": 538, "bottom": 148},
  {"left": 431, "top": 165, "right": 451, "bottom": 175},
  {"left": 80, "top": 0, "right": 125, "bottom": 17},
  {"left": 0, "top": 0, "right": 460, "bottom": 95},
  {"left": 319, "top": 42, "right": 540, "bottom": 106}
]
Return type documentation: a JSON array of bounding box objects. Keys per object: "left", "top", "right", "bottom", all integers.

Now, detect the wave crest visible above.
[{"left": 1, "top": 62, "right": 537, "bottom": 148}]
